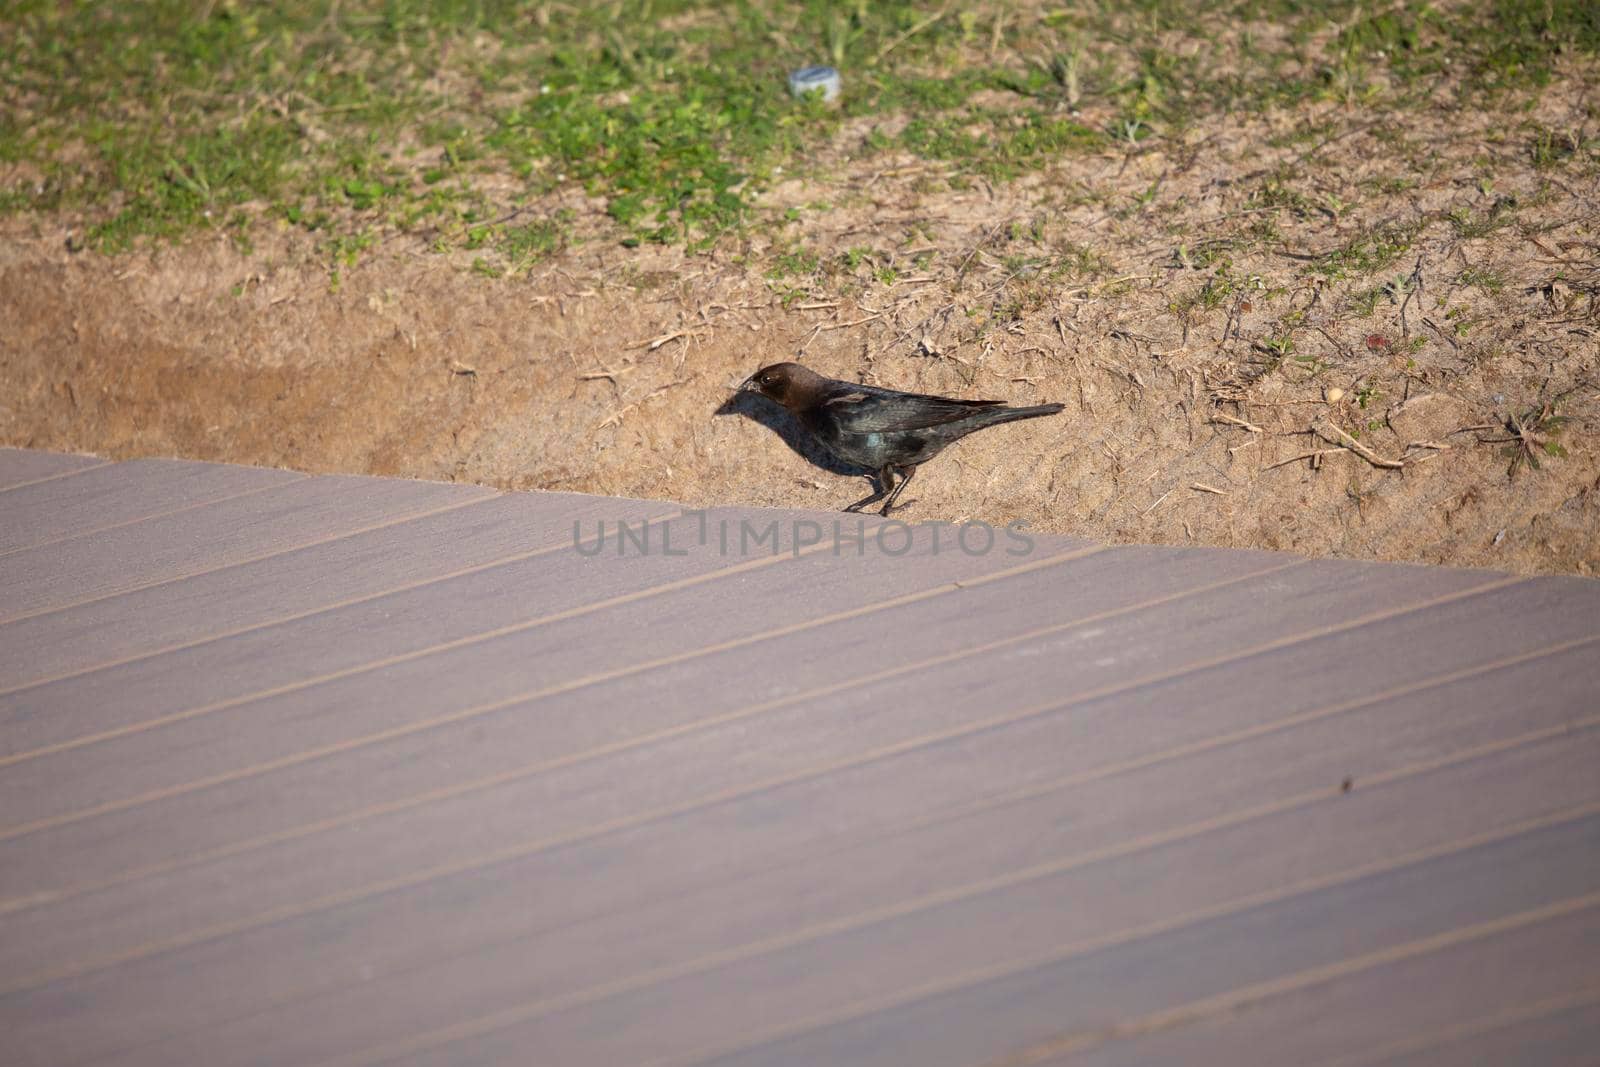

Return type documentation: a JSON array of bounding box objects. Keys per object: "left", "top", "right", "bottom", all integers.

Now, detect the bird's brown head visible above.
[{"left": 739, "top": 361, "right": 825, "bottom": 409}]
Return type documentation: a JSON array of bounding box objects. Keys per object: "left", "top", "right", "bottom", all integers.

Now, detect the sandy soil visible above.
[{"left": 2, "top": 103, "right": 1597, "bottom": 576}]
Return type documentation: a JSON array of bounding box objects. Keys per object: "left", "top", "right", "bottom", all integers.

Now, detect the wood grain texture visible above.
[{"left": 0, "top": 451, "right": 1596, "bottom": 1067}]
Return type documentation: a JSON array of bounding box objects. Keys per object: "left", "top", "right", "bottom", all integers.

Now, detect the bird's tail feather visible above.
[{"left": 975, "top": 402, "right": 1065, "bottom": 428}]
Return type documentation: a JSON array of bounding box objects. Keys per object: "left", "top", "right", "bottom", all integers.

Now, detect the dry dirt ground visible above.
[{"left": 3, "top": 96, "right": 1597, "bottom": 576}]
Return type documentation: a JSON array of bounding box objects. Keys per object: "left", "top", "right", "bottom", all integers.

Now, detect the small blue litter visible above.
[{"left": 788, "top": 65, "right": 842, "bottom": 102}]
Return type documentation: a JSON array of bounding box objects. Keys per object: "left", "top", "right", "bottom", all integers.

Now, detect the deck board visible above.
[
  {"left": 0, "top": 448, "right": 105, "bottom": 490},
  {"left": 0, "top": 457, "right": 303, "bottom": 554},
  {"left": 653, "top": 808, "right": 1600, "bottom": 1067},
  {"left": 58, "top": 654, "right": 1600, "bottom": 1067},
  {"left": 1362, "top": 996, "right": 1600, "bottom": 1067},
  {"left": 0, "top": 449, "right": 1596, "bottom": 1067},
  {"left": 1060, "top": 902, "right": 1600, "bottom": 1067},
  {"left": 0, "top": 489, "right": 674, "bottom": 694},
  {"left": 0, "top": 523, "right": 1088, "bottom": 765},
  {"left": 0, "top": 473, "right": 494, "bottom": 620}
]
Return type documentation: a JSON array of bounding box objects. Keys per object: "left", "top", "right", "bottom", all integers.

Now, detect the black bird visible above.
[{"left": 739, "top": 362, "right": 1064, "bottom": 515}]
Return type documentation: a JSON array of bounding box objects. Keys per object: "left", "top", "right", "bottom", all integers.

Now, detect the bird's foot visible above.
[{"left": 844, "top": 490, "right": 887, "bottom": 513}]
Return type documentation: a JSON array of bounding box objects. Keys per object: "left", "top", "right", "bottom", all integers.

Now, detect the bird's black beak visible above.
[{"left": 738, "top": 374, "right": 762, "bottom": 394}]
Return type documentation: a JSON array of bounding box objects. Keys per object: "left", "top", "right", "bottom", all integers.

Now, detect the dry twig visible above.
[
  {"left": 1142, "top": 488, "right": 1174, "bottom": 514},
  {"left": 1266, "top": 448, "right": 1346, "bottom": 470},
  {"left": 1313, "top": 420, "right": 1404, "bottom": 469},
  {"left": 629, "top": 329, "right": 700, "bottom": 351},
  {"left": 1211, "top": 412, "right": 1263, "bottom": 433}
]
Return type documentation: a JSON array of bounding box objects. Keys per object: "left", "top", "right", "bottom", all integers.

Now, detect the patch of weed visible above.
[
  {"left": 767, "top": 244, "right": 820, "bottom": 279},
  {"left": 1310, "top": 223, "right": 1420, "bottom": 280},
  {"left": 899, "top": 111, "right": 1102, "bottom": 180},
  {"left": 1449, "top": 197, "right": 1518, "bottom": 238},
  {"left": 1457, "top": 266, "right": 1507, "bottom": 293},
  {"left": 1480, "top": 402, "right": 1570, "bottom": 478}
]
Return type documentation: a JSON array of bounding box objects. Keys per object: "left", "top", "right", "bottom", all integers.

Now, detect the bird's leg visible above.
[
  {"left": 843, "top": 468, "right": 891, "bottom": 513},
  {"left": 878, "top": 465, "right": 917, "bottom": 516}
]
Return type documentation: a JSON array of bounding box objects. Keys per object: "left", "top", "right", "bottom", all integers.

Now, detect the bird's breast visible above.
[{"left": 810, "top": 424, "right": 883, "bottom": 468}]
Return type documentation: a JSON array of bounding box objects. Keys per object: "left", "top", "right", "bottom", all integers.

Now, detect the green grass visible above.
[
  {"left": 1458, "top": 265, "right": 1508, "bottom": 293},
  {"left": 1308, "top": 222, "right": 1421, "bottom": 281},
  {"left": 2, "top": 0, "right": 1596, "bottom": 267}
]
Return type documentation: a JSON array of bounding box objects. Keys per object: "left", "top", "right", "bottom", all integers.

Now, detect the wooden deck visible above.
[{"left": 1, "top": 447, "right": 1597, "bottom": 1067}]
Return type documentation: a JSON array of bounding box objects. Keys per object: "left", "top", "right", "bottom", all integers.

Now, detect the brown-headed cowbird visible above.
[{"left": 739, "top": 362, "right": 1064, "bottom": 515}]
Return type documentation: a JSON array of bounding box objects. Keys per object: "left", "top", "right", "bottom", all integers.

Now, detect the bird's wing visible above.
[{"left": 819, "top": 386, "right": 1005, "bottom": 433}]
